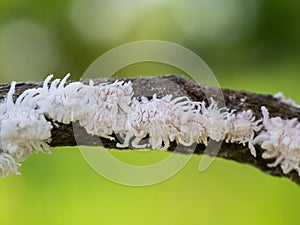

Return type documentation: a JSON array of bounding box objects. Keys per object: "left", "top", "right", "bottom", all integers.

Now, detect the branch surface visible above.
[{"left": 1, "top": 75, "right": 299, "bottom": 185}]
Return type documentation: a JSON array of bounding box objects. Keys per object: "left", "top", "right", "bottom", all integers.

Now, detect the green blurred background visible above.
[{"left": 1, "top": 0, "right": 300, "bottom": 225}]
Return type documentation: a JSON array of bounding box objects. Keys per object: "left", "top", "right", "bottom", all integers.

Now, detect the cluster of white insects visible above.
[
  {"left": 254, "top": 107, "right": 300, "bottom": 175},
  {"left": 0, "top": 74, "right": 300, "bottom": 178},
  {"left": 0, "top": 81, "right": 52, "bottom": 177}
]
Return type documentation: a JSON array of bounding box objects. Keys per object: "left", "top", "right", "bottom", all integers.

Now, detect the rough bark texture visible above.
[{"left": 0, "top": 75, "right": 299, "bottom": 185}]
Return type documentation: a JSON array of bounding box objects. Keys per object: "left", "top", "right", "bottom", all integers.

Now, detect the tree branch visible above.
[{"left": 1, "top": 75, "right": 299, "bottom": 185}]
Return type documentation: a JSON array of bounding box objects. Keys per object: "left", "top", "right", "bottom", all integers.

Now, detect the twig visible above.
[{"left": 0, "top": 75, "right": 299, "bottom": 185}]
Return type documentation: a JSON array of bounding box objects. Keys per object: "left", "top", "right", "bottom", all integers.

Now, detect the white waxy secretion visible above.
[
  {"left": 254, "top": 107, "right": 300, "bottom": 175},
  {"left": 0, "top": 74, "right": 299, "bottom": 178}
]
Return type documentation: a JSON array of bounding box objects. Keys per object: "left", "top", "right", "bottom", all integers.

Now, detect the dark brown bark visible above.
[{"left": 0, "top": 75, "right": 299, "bottom": 185}]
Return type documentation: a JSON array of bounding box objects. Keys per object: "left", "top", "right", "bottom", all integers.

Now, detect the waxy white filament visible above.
[{"left": 1, "top": 74, "right": 298, "bottom": 178}]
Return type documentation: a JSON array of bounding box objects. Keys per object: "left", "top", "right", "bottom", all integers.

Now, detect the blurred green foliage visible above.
[{"left": 0, "top": 1, "right": 300, "bottom": 225}]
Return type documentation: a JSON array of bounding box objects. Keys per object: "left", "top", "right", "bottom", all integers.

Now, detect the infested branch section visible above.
[{"left": 0, "top": 75, "right": 300, "bottom": 185}]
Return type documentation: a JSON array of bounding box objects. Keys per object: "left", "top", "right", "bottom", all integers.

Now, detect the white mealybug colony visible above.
[
  {"left": 117, "top": 94, "right": 206, "bottom": 150},
  {"left": 0, "top": 81, "right": 52, "bottom": 177},
  {"left": 225, "top": 110, "right": 262, "bottom": 157},
  {"left": 0, "top": 74, "right": 299, "bottom": 178},
  {"left": 254, "top": 107, "right": 300, "bottom": 175}
]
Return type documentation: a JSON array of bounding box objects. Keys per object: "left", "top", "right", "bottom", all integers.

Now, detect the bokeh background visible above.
[{"left": 1, "top": 0, "right": 300, "bottom": 225}]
